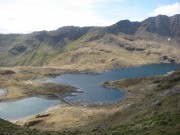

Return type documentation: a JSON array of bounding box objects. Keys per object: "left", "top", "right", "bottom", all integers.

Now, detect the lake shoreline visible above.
[
  {"left": 13, "top": 76, "right": 144, "bottom": 130},
  {"left": 1, "top": 63, "right": 180, "bottom": 129},
  {"left": 1, "top": 63, "right": 178, "bottom": 102}
]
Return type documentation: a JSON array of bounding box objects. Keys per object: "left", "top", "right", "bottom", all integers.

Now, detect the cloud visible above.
[
  {"left": 0, "top": 0, "right": 114, "bottom": 33},
  {"left": 150, "top": 2, "right": 180, "bottom": 16}
]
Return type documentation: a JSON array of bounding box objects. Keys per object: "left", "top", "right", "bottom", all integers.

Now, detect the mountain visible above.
[
  {"left": 142, "top": 14, "right": 180, "bottom": 40},
  {"left": 0, "top": 14, "right": 180, "bottom": 70},
  {"left": 0, "top": 26, "right": 93, "bottom": 66},
  {"left": 110, "top": 14, "right": 180, "bottom": 39},
  {"left": 106, "top": 20, "right": 140, "bottom": 35}
]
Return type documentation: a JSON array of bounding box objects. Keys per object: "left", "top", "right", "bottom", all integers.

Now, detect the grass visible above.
[
  {"left": 87, "top": 113, "right": 180, "bottom": 135},
  {"left": 1, "top": 113, "right": 179, "bottom": 135},
  {"left": 0, "top": 118, "right": 77, "bottom": 135},
  {"left": 0, "top": 68, "right": 76, "bottom": 101},
  {"left": 97, "top": 70, "right": 180, "bottom": 135}
]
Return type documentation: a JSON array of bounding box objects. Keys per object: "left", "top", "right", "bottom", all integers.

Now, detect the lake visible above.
[
  {"left": 0, "top": 97, "right": 60, "bottom": 120},
  {"left": 0, "top": 63, "right": 180, "bottom": 120},
  {"left": 46, "top": 63, "right": 180, "bottom": 104}
]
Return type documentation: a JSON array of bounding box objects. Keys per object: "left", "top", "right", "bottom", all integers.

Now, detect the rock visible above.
[
  {"left": 160, "top": 55, "right": 176, "bottom": 63},
  {"left": 151, "top": 99, "right": 161, "bottom": 108},
  {"left": 35, "top": 114, "right": 50, "bottom": 118},
  {"left": 152, "top": 80, "right": 161, "bottom": 84},
  {"left": 0, "top": 70, "right": 15, "bottom": 75},
  {"left": 25, "top": 120, "right": 43, "bottom": 127},
  {"left": 160, "top": 88, "right": 180, "bottom": 97}
]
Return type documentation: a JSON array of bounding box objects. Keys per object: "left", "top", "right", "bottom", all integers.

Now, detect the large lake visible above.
[{"left": 0, "top": 64, "right": 180, "bottom": 120}]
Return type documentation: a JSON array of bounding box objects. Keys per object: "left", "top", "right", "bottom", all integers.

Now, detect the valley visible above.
[
  {"left": 0, "top": 14, "right": 180, "bottom": 135},
  {"left": 0, "top": 66, "right": 180, "bottom": 135}
]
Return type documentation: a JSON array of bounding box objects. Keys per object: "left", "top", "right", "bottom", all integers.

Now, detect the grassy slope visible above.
[
  {"left": 94, "top": 70, "right": 180, "bottom": 135},
  {"left": 0, "top": 28, "right": 180, "bottom": 70},
  {"left": 0, "top": 68, "right": 76, "bottom": 101},
  {"left": 0, "top": 118, "right": 44, "bottom": 135},
  {"left": 0, "top": 118, "right": 79, "bottom": 135},
  {"left": 48, "top": 33, "right": 180, "bottom": 71}
]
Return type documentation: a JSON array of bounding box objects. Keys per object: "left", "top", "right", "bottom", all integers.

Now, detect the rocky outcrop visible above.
[
  {"left": 106, "top": 20, "right": 140, "bottom": 35},
  {"left": 0, "top": 70, "right": 15, "bottom": 75}
]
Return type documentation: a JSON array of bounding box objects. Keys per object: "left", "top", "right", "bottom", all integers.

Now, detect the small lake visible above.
[{"left": 0, "top": 63, "right": 180, "bottom": 121}]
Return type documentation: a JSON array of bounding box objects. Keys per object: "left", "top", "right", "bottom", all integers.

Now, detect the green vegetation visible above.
[
  {"left": 87, "top": 113, "right": 180, "bottom": 135},
  {"left": 0, "top": 118, "right": 79, "bottom": 135},
  {"left": 1, "top": 113, "right": 179, "bottom": 135},
  {"left": 0, "top": 118, "right": 43, "bottom": 135}
]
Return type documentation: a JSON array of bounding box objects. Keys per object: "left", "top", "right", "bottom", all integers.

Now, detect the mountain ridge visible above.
[
  {"left": 0, "top": 14, "right": 180, "bottom": 68},
  {"left": 1, "top": 14, "right": 180, "bottom": 40}
]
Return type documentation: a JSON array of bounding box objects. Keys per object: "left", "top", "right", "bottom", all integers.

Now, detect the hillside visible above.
[
  {"left": 0, "top": 118, "right": 76, "bottom": 135},
  {"left": 0, "top": 14, "right": 180, "bottom": 70},
  {"left": 98, "top": 70, "right": 180, "bottom": 135}
]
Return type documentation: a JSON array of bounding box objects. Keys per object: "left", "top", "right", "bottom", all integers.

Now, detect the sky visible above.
[{"left": 0, "top": 0, "right": 180, "bottom": 34}]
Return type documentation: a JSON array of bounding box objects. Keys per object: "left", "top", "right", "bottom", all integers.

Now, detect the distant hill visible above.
[{"left": 0, "top": 14, "right": 180, "bottom": 69}]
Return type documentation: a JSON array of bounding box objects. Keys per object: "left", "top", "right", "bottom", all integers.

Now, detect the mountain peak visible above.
[
  {"left": 169, "top": 14, "right": 180, "bottom": 41},
  {"left": 142, "top": 15, "right": 170, "bottom": 36},
  {"left": 107, "top": 19, "right": 140, "bottom": 35}
]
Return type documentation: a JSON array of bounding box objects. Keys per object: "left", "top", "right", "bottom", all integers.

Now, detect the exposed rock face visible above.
[
  {"left": 49, "top": 26, "right": 93, "bottom": 44},
  {"left": 9, "top": 45, "right": 27, "bottom": 54},
  {"left": 160, "top": 88, "right": 180, "bottom": 97},
  {"left": 108, "top": 14, "right": 180, "bottom": 42},
  {"left": 151, "top": 99, "right": 161, "bottom": 108},
  {"left": 141, "top": 14, "right": 180, "bottom": 41},
  {"left": 31, "top": 26, "right": 92, "bottom": 45},
  {"left": 142, "top": 15, "right": 171, "bottom": 36},
  {"left": 170, "top": 14, "right": 180, "bottom": 41},
  {"left": 107, "top": 20, "right": 140, "bottom": 35}
]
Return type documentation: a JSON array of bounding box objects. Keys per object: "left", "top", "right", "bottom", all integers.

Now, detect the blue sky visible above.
[{"left": 0, "top": 0, "right": 180, "bottom": 33}]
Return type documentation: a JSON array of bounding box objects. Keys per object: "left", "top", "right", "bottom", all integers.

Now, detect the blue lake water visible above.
[
  {"left": 0, "top": 97, "right": 60, "bottom": 120},
  {"left": 0, "top": 63, "right": 180, "bottom": 120},
  {"left": 46, "top": 64, "right": 180, "bottom": 104}
]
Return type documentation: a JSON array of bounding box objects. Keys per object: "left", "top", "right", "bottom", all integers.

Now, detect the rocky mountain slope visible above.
[{"left": 0, "top": 14, "right": 180, "bottom": 70}]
